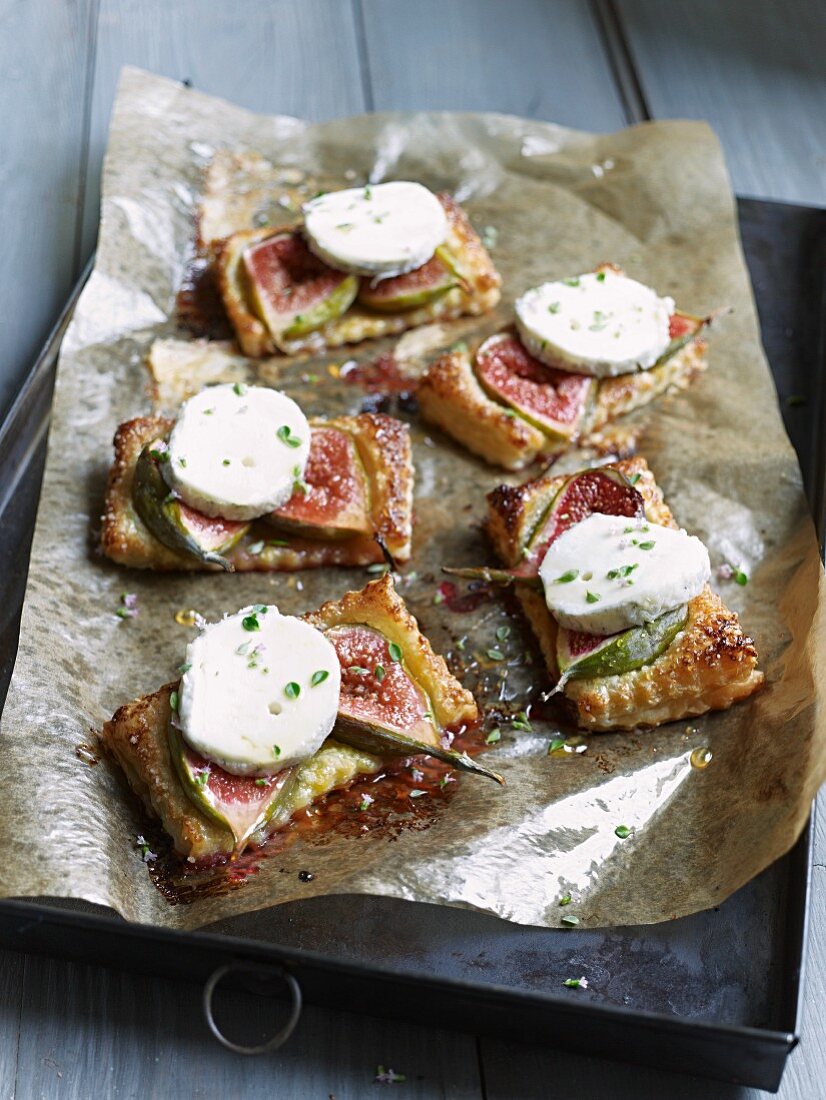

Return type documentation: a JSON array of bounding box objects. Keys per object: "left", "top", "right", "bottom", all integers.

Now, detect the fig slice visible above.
[
  {"left": 268, "top": 428, "right": 373, "bottom": 540},
  {"left": 168, "top": 724, "right": 299, "bottom": 855},
  {"left": 475, "top": 333, "right": 595, "bottom": 440},
  {"left": 445, "top": 469, "right": 645, "bottom": 589},
  {"left": 519, "top": 467, "right": 645, "bottom": 577},
  {"left": 656, "top": 310, "right": 717, "bottom": 367},
  {"left": 243, "top": 232, "right": 358, "bottom": 341},
  {"left": 357, "top": 246, "right": 459, "bottom": 312},
  {"left": 326, "top": 624, "right": 504, "bottom": 784},
  {"left": 132, "top": 442, "right": 249, "bottom": 570},
  {"left": 556, "top": 604, "right": 688, "bottom": 682}
]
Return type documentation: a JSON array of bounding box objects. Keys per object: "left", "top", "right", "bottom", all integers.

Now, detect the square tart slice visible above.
[
  {"left": 101, "top": 411, "right": 412, "bottom": 571},
  {"left": 101, "top": 575, "right": 478, "bottom": 861},
  {"left": 215, "top": 193, "right": 501, "bottom": 358},
  {"left": 418, "top": 274, "right": 708, "bottom": 471},
  {"left": 485, "top": 457, "right": 763, "bottom": 730}
]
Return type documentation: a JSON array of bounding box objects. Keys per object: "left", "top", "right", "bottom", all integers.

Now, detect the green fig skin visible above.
[
  {"left": 357, "top": 246, "right": 459, "bottom": 313},
  {"left": 281, "top": 274, "right": 359, "bottom": 339},
  {"left": 168, "top": 723, "right": 301, "bottom": 854},
  {"left": 557, "top": 604, "right": 689, "bottom": 681},
  {"left": 332, "top": 713, "right": 504, "bottom": 785},
  {"left": 132, "top": 443, "right": 249, "bottom": 570}
]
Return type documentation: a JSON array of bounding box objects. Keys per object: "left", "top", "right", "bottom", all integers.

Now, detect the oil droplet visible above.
[
  {"left": 175, "top": 608, "right": 198, "bottom": 627},
  {"left": 327, "top": 364, "right": 341, "bottom": 378},
  {"left": 690, "top": 747, "right": 713, "bottom": 769}
]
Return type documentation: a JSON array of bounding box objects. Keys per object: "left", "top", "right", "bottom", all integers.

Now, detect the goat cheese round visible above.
[
  {"left": 302, "top": 181, "right": 448, "bottom": 279},
  {"left": 515, "top": 271, "right": 675, "bottom": 378},
  {"left": 539, "top": 513, "right": 709, "bottom": 635},
  {"left": 164, "top": 383, "right": 310, "bottom": 521},
  {"left": 178, "top": 606, "right": 341, "bottom": 775}
]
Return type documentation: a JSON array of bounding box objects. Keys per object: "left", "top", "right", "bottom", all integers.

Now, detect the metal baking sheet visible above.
[{"left": 0, "top": 197, "right": 822, "bottom": 1092}]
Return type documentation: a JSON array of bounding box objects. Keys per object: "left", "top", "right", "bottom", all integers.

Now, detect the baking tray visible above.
[{"left": 0, "top": 197, "right": 823, "bottom": 1092}]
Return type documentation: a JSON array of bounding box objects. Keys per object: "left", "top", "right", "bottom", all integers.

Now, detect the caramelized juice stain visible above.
[
  {"left": 145, "top": 721, "right": 488, "bottom": 906},
  {"left": 176, "top": 252, "right": 233, "bottom": 340},
  {"left": 341, "top": 353, "right": 411, "bottom": 394},
  {"left": 437, "top": 579, "right": 496, "bottom": 614},
  {"left": 336, "top": 353, "right": 420, "bottom": 416}
]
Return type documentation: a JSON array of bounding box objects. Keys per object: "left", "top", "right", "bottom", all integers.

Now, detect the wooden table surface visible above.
[{"left": 1, "top": 2, "right": 825, "bottom": 1096}]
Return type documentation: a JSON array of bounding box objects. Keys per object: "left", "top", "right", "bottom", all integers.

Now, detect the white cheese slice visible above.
[
  {"left": 164, "top": 383, "right": 310, "bottom": 521},
  {"left": 179, "top": 606, "right": 341, "bottom": 775},
  {"left": 539, "top": 512, "right": 709, "bottom": 635},
  {"left": 515, "top": 270, "right": 675, "bottom": 378},
  {"left": 302, "top": 181, "right": 447, "bottom": 279}
]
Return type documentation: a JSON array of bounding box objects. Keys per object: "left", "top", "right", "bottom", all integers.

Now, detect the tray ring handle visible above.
[{"left": 203, "top": 960, "right": 302, "bottom": 1055}]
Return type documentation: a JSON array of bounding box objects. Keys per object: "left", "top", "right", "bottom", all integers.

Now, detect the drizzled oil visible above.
[{"left": 690, "top": 746, "right": 713, "bottom": 769}]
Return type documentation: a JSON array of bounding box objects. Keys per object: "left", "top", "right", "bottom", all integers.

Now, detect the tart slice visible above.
[
  {"left": 101, "top": 383, "right": 413, "bottom": 571},
  {"left": 101, "top": 575, "right": 488, "bottom": 862},
  {"left": 453, "top": 458, "right": 762, "bottom": 730},
  {"left": 418, "top": 265, "right": 712, "bottom": 470},
  {"left": 215, "top": 184, "right": 501, "bottom": 358}
]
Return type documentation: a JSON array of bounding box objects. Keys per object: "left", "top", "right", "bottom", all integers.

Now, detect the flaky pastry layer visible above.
[
  {"left": 215, "top": 194, "right": 501, "bottom": 358},
  {"left": 484, "top": 456, "right": 763, "bottom": 729},
  {"left": 101, "top": 413, "right": 413, "bottom": 571},
  {"left": 101, "top": 575, "right": 477, "bottom": 858}
]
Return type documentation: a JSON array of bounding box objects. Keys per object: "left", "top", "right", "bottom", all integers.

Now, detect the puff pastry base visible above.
[
  {"left": 101, "top": 413, "right": 413, "bottom": 571},
  {"left": 101, "top": 576, "right": 477, "bottom": 859},
  {"left": 485, "top": 456, "right": 763, "bottom": 729}
]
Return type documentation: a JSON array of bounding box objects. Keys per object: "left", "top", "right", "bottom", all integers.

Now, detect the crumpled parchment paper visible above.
[{"left": 0, "top": 67, "right": 822, "bottom": 931}]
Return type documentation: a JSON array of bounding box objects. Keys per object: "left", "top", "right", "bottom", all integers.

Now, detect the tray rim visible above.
[{"left": 0, "top": 891, "right": 803, "bottom": 1046}]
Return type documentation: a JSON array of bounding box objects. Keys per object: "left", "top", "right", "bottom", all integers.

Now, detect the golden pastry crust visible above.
[
  {"left": 215, "top": 193, "right": 501, "bottom": 358},
  {"left": 416, "top": 348, "right": 547, "bottom": 469},
  {"left": 104, "top": 684, "right": 226, "bottom": 859},
  {"left": 305, "top": 574, "right": 478, "bottom": 729},
  {"left": 102, "top": 682, "right": 382, "bottom": 860},
  {"left": 101, "top": 576, "right": 476, "bottom": 859},
  {"left": 419, "top": 301, "right": 707, "bottom": 471},
  {"left": 564, "top": 585, "right": 763, "bottom": 730},
  {"left": 100, "top": 412, "right": 413, "bottom": 571},
  {"left": 589, "top": 338, "right": 706, "bottom": 432},
  {"left": 484, "top": 457, "right": 763, "bottom": 729}
]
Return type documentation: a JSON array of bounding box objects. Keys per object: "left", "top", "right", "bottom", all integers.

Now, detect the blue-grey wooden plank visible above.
[
  {"left": 14, "top": 955, "right": 482, "bottom": 1100},
  {"left": 0, "top": 0, "right": 97, "bottom": 417},
  {"left": 616, "top": 0, "right": 826, "bottom": 205},
  {"left": 360, "top": 0, "right": 628, "bottom": 131},
  {"left": 78, "top": 0, "right": 368, "bottom": 262},
  {"left": 0, "top": 950, "right": 24, "bottom": 1097}
]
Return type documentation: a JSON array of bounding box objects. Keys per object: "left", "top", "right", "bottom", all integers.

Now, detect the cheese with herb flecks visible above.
[
  {"left": 515, "top": 270, "right": 674, "bottom": 378},
  {"left": 302, "top": 181, "right": 447, "bottom": 278},
  {"left": 164, "top": 383, "right": 310, "bottom": 520},
  {"left": 179, "top": 607, "right": 340, "bottom": 775},
  {"left": 538, "top": 513, "right": 709, "bottom": 634}
]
